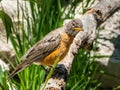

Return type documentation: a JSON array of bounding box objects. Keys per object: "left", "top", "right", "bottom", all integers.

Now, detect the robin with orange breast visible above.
[{"left": 7, "top": 19, "right": 83, "bottom": 80}]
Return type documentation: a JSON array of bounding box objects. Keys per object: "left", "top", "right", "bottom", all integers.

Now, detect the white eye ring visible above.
[{"left": 72, "top": 25, "right": 75, "bottom": 28}]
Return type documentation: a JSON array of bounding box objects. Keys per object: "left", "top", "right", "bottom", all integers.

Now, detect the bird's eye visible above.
[
  {"left": 72, "top": 22, "right": 75, "bottom": 26},
  {"left": 72, "top": 22, "right": 75, "bottom": 27}
]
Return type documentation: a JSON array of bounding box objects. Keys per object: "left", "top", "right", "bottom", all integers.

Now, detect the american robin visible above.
[{"left": 7, "top": 19, "right": 83, "bottom": 80}]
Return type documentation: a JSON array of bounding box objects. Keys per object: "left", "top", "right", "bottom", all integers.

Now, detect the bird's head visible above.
[{"left": 65, "top": 19, "right": 83, "bottom": 36}]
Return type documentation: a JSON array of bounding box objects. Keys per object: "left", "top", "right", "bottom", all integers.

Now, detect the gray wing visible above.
[{"left": 23, "top": 29, "right": 61, "bottom": 62}]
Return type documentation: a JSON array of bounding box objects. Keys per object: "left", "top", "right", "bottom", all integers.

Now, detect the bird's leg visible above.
[
  {"left": 40, "top": 65, "right": 51, "bottom": 74},
  {"left": 40, "top": 65, "right": 53, "bottom": 81}
]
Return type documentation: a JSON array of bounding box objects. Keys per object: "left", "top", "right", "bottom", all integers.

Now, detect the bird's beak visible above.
[{"left": 74, "top": 27, "right": 83, "bottom": 31}]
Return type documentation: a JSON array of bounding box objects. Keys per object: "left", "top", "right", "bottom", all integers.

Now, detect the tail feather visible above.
[{"left": 7, "top": 60, "right": 31, "bottom": 80}]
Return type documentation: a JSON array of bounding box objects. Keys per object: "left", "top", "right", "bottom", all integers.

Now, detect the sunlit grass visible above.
[{"left": 66, "top": 49, "right": 101, "bottom": 90}]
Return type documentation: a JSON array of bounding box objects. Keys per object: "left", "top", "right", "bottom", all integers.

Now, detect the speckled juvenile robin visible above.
[{"left": 7, "top": 19, "right": 83, "bottom": 80}]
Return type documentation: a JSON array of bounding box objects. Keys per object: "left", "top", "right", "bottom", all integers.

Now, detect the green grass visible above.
[
  {"left": 66, "top": 49, "right": 101, "bottom": 90},
  {"left": 0, "top": 0, "right": 101, "bottom": 90}
]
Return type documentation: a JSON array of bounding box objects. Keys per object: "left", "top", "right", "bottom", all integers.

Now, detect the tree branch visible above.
[
  {"left": 92, "top": 0, "right": 120, "bottom": 23},
  {"left": 40, "top": 0, "right": 120, "bottom": 89}
]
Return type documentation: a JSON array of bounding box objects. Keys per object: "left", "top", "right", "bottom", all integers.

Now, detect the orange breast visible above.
[{"left": 40, "top": 33, "right": 74, "bottom": 66}]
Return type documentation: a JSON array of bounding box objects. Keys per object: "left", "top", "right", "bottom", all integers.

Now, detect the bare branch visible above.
[
  {"left": 92, "top": 0, "right": 120, "bottom": 22},
  {"left": 40, "top": 0, "right": 120, "bottom": 90}
]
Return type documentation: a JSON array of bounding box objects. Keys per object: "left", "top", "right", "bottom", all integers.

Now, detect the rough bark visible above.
[{"left": 40, "top": 0, "right": 120, "bottom": 90}]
